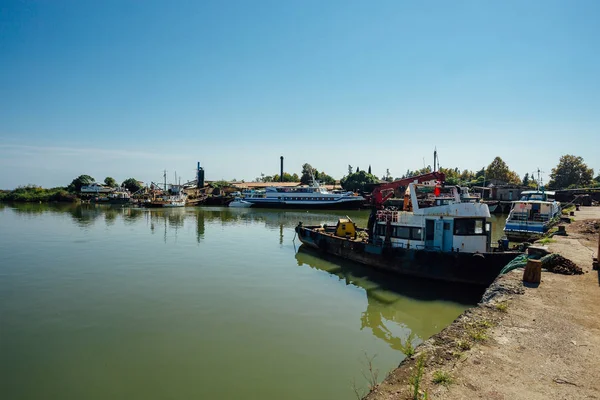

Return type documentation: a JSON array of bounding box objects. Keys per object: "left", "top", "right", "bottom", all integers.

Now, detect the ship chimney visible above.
[
  {"left": 280, "top": 156, "right": 284, "bottom": 182},
  {"left": 197, "top": 162, "right": 205, "bottom": 188}
]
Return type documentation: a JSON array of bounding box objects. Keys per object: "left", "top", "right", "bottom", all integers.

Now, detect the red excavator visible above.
[{"left": 370, "top": 171, "right": 446, "bottom": 209}]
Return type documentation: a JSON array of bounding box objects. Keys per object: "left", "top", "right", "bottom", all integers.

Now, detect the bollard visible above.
[
  {"left": 523, "top": 259, "right": 542, "bottom": 284},
  {"left": 596, "top": 230, "right": 600, "bottom": 270}
]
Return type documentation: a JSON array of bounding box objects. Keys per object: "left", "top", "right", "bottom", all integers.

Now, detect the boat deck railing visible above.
[{"left": 509, "top": 212, "right": 550, "bottom": 223}]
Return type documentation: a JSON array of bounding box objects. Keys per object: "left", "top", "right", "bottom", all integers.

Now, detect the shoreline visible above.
[{"left": 365, "top": 206, "right": 600, "bottom": 399}]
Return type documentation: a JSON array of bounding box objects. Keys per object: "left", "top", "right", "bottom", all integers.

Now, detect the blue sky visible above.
[{"left": 1, "top": 0, "right": 598, "bottom": 189}]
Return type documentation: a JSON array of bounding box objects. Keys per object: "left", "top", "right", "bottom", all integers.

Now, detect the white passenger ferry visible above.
[{"left": 243, "top": 182, "right": 364, "bottom": 209}]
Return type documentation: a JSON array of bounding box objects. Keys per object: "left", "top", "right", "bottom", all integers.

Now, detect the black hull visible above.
[
  {"left": 248, "top": 201, "right": 364, "bottom": 210},
  {"left": 92, "top": 199, "right": 131, "bottom": 205},
  {"left": 204, "top": 197, "right": 234, "bottom": 206},
  {"left": 295, "top": 225, "right": 521, "bottom": 286}
]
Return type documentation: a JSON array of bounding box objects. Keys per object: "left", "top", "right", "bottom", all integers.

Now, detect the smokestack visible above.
[
  {"left": 280, "top": 156, "right": 284, "bottom": 183},
  {"left": 197, "top": 162, "right": 205, "bottom": 188}
]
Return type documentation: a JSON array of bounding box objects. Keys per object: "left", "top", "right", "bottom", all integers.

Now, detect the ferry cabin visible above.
[{"left": 372, "top": 183, "right": 492, "bottom": 253}]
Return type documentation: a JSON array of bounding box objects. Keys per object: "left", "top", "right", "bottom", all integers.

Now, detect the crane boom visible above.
[{"left": 371, "top": 171, "right": 446, "bottom": 209}]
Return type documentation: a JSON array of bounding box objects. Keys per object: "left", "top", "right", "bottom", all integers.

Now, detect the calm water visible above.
[{"left": 0, "top": 204, "right": 504, "bottom": 399}]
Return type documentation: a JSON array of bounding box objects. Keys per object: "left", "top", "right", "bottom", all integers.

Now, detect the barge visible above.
[{"left": 295, "top": 175, "right": 521, "bottom": 286}]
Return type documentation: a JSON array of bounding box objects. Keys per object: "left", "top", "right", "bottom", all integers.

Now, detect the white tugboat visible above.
[{"left": 295, "top": 171, "right": 521, "bottom": 286}]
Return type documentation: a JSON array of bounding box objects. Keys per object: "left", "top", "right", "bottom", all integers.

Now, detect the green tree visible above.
[
  {"left": 356, "top": 166, "right": 359, "bottom": 173},
  {"left": 368, "top": 165, "right": 372, "bottom": 175},
  {"left": 460, "top": 169, "right": 475, "bottom": 182},
  {"left": 104, "top": 177, "right": 117, "bottom": 187},
  {"left": 384, "top": 168, "right": 393, "bottom": 182},
  {"left": 522, "top": 173, "right": 529, "bottom": 186},
  {"left": 122, "top": 178, "right": 143, "bottom": 193},
  {"left": 340, "top": 170, "right": 379, "bottom": 192},
  {"left": 67, "top": 174, "right": 95, "bottom": 192},
  {"left": 438, "top": 167, "right": 460, "bottom": 185},
  {"left": 548, "top": 155, "right": 594, "bottom": 189},
  {"left": 301, "top": 163, "right": 316, "bottom": 185},
  {"left": 401, "top": 166, "right": 432, "bottom": 179},
  {"left": 485, "top": 157, "right": 520, "bottom": 184},
  {"left": 316, "top": 171, "right": 335, "bottom": 185},
  {"left": 272, "top": 172, "right": 301, "bottom": 182},
  {"left": 348, "top": 165, "right": 353, "bottom": 175},
  {"left": 300, "top": 164, "right": 335, "bottom": 185}
]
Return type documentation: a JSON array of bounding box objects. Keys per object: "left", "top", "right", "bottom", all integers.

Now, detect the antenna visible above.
[{"left": 536, "top": 168, "right": 545, "bottom": 190}]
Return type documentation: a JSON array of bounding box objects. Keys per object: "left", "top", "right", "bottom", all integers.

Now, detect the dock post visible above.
[
  {"left": 594, "top": 230, "right": 599, "bottom": 270},
  {"left": 523, "top": 259, "right": 542, "bottom": 284}
]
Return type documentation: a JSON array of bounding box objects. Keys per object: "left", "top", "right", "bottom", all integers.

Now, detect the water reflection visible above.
[
  {"left": 1, "top": 203, "right": 485, "bottom": 399},
  {"left": 295, "top": 246, "right": 483, "bottom": 351},
  {"left": 6, "top": 204, "right": 507, "bottom": 248}
]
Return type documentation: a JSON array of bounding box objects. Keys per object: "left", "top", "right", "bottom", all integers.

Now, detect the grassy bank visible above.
[{"left": 0, "top": 185, "right": 77, "bottom": 203}]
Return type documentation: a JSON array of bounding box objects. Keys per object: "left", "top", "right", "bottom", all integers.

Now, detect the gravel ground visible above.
[{"left": 366, "top": 206, "right": 600, "bottom": 400}]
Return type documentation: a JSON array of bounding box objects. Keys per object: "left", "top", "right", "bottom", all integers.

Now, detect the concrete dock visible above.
[{"left": 366, "top": 206, "right": 600, "bottom": 400}]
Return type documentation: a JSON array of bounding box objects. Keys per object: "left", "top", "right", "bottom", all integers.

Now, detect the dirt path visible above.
[{"left": 367, "top": 206, "right": 600, "bottom": 400}]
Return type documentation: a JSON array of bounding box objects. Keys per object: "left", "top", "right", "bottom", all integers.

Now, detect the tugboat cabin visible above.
[{"left": 372, "top": 183, "right": 491, "bottom": 253}]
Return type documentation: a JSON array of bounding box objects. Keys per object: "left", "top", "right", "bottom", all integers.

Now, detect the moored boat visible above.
[
  {"left": 295, "top": 175, "right": 521, "bottom": 286},
  {"left": 229, "top": 197, "right": 253, "bottom": 208},
  {"left": 243, "top": 180, "right": 364, "bottom": 209},
  {"left": 144, "top": 192, "right": 187, "bottom": 208},
  {"left": 90, "top": 188, "right": 131, "bottom": 205},
  {"left": 504, "top": 190, "right": 561, "bottom": 241}
]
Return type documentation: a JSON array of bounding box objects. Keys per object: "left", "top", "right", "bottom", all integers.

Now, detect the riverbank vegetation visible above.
[{"left": 0, "top": 185, "right": 77, "bottom": 203}]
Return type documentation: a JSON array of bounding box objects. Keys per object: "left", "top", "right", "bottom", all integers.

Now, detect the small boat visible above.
[
  {"left": 229, "top": 197, "right": 252, "bottom": 208},
  {"left": 144, "top": 192, "right": 187, "bottom": 208},
  {"left": 504, "top": 190, "right": 561, "bottom": 241},
  {"left": 295, "top": 180, "right": 521, "bottom": 286}
]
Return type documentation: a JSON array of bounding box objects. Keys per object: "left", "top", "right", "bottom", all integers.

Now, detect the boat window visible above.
[
  {"left": 411, "top": 227, "right": 422, "bottom": 240},
  {"left": 374, "top": 224, "right": 386, "bottom": 236},
  {"left": 392, "top": 226, "right": 411, "bottom": 239},
  {"left": 474, "top": 220, "right": 483, "bottom": 234},
  {"left": 454, "top": 219, "right": 486, "bottom": 235}
]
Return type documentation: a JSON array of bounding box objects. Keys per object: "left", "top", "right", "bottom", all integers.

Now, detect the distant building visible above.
[{"left": 470, "top": 184, "right": 529, "bottom": 201}]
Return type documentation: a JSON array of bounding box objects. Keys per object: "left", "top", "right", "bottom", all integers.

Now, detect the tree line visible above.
[
  {"left": 1, "top": 154, "right": 598, "bottom": 203},
  {"left": 0, "top": 175, "right": 145, "bottom": 203}
]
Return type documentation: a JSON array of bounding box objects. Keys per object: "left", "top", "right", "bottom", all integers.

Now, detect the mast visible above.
[
  {"left": 164, "top": 170, "right": 167, "bottom": 192},
  {"left": 433, "top": 148, "right": 438, "bottom": 172}
]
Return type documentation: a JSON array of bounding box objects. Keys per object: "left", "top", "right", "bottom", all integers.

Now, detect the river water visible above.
[{"left": 0, "top": 204, "right": 506, "bottom": 399}]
